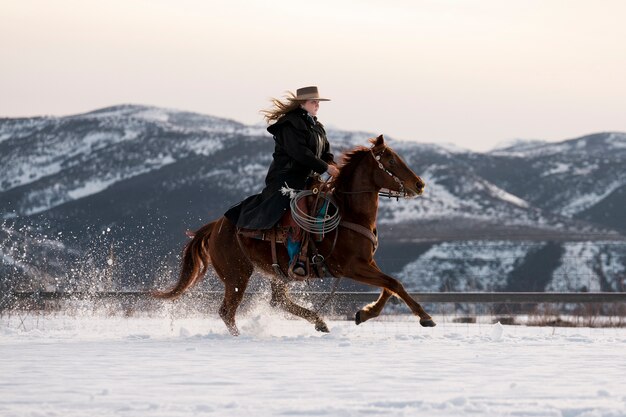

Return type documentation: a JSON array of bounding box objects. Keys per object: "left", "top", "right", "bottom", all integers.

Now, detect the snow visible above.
[
  {"left": 186, "top": 137, "right": 224, "bottom": 156},
  {"left": 548, "top": 242, "right": 626, "bottom": 292},
  {"left": 572, "top": 163, "right": 598, "bottom": 176},
  {"left": 409, "top": 141, "right": 471, "bottom": 154},
  {"left": 430, "top": 141, "right": 470, "bottom": 153},
  {"left": 0, "top": 118, "right": 50, "bottom": 145},
  {"left": 1, "top": 312, "right": 625, "bottom": 417},
  {"left": 0, "top": 132, "right": 11, "bottom": 144},
  {"left": 236, "top": 163, "right": 270, "bottom": 193},
  {"left": 490, "top": 141, "right": 571, "bottom": 158},
  {"left": 0, "top": 127, "right": 142, "bottom": 193},
  {"left": 78, "top": 105, "right": 146, "bottom": 119},
  {"left": 0, "top": 106, "right": 234, "bottom": 203},
  {"left": 3, "top": 159, "right": 63, "bottom": 193},
  {"left": 483, "top": 181, "right": 530, "bottom": 208},
  {"left": 542, "top": 162, "right": 571, "bottom": 176},
  {"left": 607, "top": 132, "right": 626, "bottom": 149},
  {"left": 560, "top": 181, "right": 623, "bottom": 216},
  {"left": 378, "top": 168, "right": 482, "bottom": 223},
  {"left": 490, "top": 138, "right": 548, "bottom": 153},
  {"left": 241, "top": 125, "right": 271, "bottom": 137},
  {"left": 67, "top": 178, "right": 119, "bottom": 200},
  {"left": 134, "top": 108, "right": 170, "bottom": 123},
  {"left": 397, "top": 241, "right": 533, "bottom": 291},
  {"left": 490, "top": 132, "right": 626, "bottom": 158},
  {"left": 378, "top": 170, "right": 533, "bottom": 224},
  {"left": 18, "top": 149, "right": 184, "bottom": 215},
  {"left": 491, "top": 321, "right": 504, "bottom": 340}
]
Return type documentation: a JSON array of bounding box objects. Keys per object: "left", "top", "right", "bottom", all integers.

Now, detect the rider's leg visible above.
[{"left": 281, "top": 200, "right": 308, "bottom": 277}]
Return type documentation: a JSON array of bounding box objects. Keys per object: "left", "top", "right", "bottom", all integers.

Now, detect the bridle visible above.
[
  {"left": 369, "top": 145, "right": 407, "bottom": 199},
  {"left": 335, "top": 144, "right": 414, "bottom": 200},
  {"left": 332, "top": 144, "right": 420, "bottom": 258}
]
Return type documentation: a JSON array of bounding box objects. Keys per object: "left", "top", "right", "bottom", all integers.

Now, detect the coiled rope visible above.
[{"left": 282, "top": 185, "right": 341, "bottom": 236}]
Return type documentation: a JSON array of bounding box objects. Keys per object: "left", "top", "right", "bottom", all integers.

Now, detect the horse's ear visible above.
[{"left": 375, "top": 134, "right": 385, "bottom": 146}]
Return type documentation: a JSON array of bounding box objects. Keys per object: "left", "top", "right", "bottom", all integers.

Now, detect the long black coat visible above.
[{"left": 224, "top": 108, "right": 334, "bottom": 230}]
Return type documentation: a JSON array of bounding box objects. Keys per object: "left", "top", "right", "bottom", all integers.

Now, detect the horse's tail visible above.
[{"left": 153, "top": 220, "right": 218, "bottom": 299}]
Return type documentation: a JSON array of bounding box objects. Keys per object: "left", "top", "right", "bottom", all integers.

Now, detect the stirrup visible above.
[
  {"left": 292, "top": 261, "right": 307, "bottom": 276},
  {"left": 288, "top": 261, "right": 308, "bottom": 280}
]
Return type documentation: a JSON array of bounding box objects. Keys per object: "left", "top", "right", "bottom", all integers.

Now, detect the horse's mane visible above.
[
  {"left": 331, "top": 137, "right": 379, "bottom": 192},
  {"left": 328, "top": 139, "right": 380, "bottom": 215},
  {"left": 330, "top": 145, "right": 370, "bottom": 192}
]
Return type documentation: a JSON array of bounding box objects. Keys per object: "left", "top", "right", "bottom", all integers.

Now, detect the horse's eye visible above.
[{"left": 388, "top": 158, "right": 396, "bottom": 166}]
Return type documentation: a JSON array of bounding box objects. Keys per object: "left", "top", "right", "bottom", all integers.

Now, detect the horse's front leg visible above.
[
  {"left": 269, "top": 280, "right": 330, "bottom": 333},
  {"left": 350, "top": 264, "right": 436, "bottom": 327},
  {"left": 355, "top": 289, "right": 393, "bottom": 325}
]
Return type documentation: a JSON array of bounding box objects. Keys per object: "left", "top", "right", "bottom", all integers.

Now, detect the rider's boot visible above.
[{"left": 287, "top": 237, "right": 307, "bottom": 277}]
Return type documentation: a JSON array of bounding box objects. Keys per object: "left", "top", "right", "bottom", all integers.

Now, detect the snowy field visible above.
[{"left": 1, "top": 310, "right": 625, "bottom": 417}]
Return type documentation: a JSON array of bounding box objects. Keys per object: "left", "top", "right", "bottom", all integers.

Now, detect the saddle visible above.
[
  {"left": 237, "top": 226, "right": 290, "bottom": 244},
  {"left": 237, "top": 216, "right": 336, "bottom": 282},
  {"left": 237, "top": 182, "right": 337, "bottom": 281}
]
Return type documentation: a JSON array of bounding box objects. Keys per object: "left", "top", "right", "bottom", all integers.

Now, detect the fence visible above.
[
  {"left": 3, "top": 290, "right": 625, "bottom": 311},
  {"left": 4, "top": 290, "right": 626, "bottom": 301}
]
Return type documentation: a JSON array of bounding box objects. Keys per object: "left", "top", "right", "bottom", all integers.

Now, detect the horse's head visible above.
[{"left": 368, "top": 135, "right": 425, "bottom": 198}]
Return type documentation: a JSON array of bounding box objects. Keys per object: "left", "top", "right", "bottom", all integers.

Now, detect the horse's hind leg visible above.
[
  {"left": 218, "top": 277, "right": 250, "bottom": 336},
  {"left": 355, "top": 289, "right": 393, "bottom": 325},
  {"left": 210, "top": 218, "right": 254, "bottom": 336},
  {"left": 269, "top": 281, "right": 329, "bottom": 333}
]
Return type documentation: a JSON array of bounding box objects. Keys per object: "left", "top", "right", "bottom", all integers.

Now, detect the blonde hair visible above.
[{"left": 260, "top": 91, "right": 302, "bottom": 124}]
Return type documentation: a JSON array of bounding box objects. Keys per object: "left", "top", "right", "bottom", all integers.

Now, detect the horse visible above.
[{"left": 155, "top": 134, "right": 436, "bottom": 335}]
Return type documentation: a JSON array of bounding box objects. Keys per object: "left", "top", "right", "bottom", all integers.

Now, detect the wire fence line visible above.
[
  {"left": 2, "top": 291, "right": 625, "bottom": 328},
  {"left": 3, "top": 290, "right": 625, "bottom": 305}
]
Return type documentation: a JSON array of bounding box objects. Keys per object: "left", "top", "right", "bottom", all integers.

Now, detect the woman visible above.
[{"left": 224, "top": 86, "right": 339, "bottom": 276}]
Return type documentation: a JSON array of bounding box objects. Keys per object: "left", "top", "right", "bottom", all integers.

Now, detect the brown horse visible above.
[{"left": 155, "top": 135, "right": 436, "bottom": 335}]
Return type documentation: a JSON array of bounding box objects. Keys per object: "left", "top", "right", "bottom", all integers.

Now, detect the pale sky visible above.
[{"left": 1, "top": 0, "right": 625, "bottom": 151}]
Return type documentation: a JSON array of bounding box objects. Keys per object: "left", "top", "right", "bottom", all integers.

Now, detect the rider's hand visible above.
[{"left": 327, "top": 164, "right": 340, "bottom": 177}]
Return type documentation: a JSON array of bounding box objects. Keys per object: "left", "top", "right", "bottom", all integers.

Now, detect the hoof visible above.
[
  {"left": 355, "top": 311, "right": 363, "bottom": 325},
  {"left": 420, "top": 318, "right": 437, "bottom": 327},
  {"left": 315, "top": 321, "right": 330, "bottom": 333},
  {"left": 224, "top": 320, "right": 240, "bottom": 336}
]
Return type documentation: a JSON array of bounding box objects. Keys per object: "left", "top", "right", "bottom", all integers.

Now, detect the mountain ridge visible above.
[{"left": 1, "top": 105, "right": 624, "bottom": 293}]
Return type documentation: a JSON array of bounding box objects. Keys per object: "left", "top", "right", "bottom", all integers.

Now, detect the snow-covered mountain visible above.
[
  {"left": 479, "top": 132, "right": 626, "bottom": 231},
  {"left": 489, "top": 138, "right": 549, "bottom": 154},
  {"left": 1, "top": 105, "right": 624, "bottom": 292},
  {"left": 0, "top": 105, "right": 244, "bottom": 215}
]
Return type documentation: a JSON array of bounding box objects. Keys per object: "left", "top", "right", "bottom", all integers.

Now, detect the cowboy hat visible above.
[{"left": 293, "top": 86, "right": 330, "bottom": 101}]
